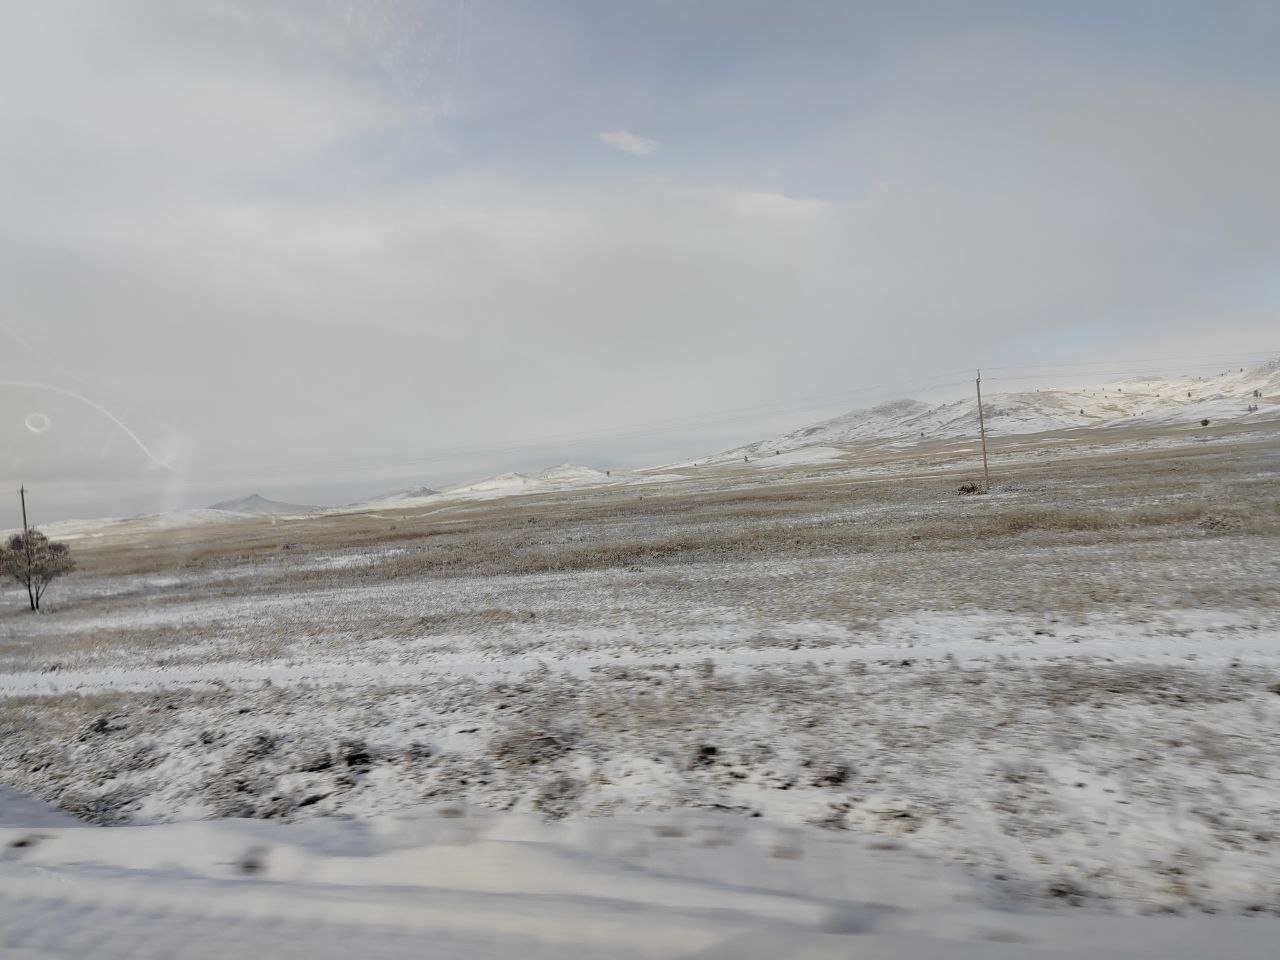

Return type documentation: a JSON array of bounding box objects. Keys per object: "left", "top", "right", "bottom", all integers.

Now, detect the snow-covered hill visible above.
[
  {"left": 366, "top": 464, "right": 653, "bottom": 507},
  {"left": 345, "top": 465, "right": 618, "bottom": 511},
  {"left": 20, "top": 497, "right": 321, "bottom": 542},
  {"left": 345, "top": 464, "right": 691, "bottom": 512},
  {"left": 30, "top": 508, "right": 271, "bottom": 542},
  {"left": 207, "top": 494, "right": 319, "bottom": 516},
  {"left": 446, "top": 463, "right": 614, "bottom": 498},
  {"left": 719, "top": 357, "right": 1280, "bottom": 463},
  {"left": 355, "top": 485, "right": 442, "bottom": 508}
]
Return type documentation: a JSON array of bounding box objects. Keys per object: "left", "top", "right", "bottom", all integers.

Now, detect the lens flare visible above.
[{"left": 24, "top": 411, "right": 51, "bottom": 434}]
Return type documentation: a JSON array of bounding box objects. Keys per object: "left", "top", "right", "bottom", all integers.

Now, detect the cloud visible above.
[
  {"left": 725, "top": 190, "right": 830, "bottom": 221},
  {"left": 596, "top": 130, "right": 660, "bottom": 156}
]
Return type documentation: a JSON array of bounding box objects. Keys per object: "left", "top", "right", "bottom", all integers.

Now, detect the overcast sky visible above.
[{"left": 3, "top": 0, "right": 1279, "bottom": 522}]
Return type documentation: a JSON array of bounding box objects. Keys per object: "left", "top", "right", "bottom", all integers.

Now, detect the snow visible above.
[
  {"left": 5, "top": 547, "right": 1280, "bottom": 915},
  {"left": 27, "top": 508, "right": 263, "bottom": 542},
  {"left": 446, "top": 464, "right": 613, "bottom": 498},
  {"left": 356, "top": 484, "right": 442, "bottom": 508},
  {"left": 446, "top": 470, "right": 541, "bottom": 497},
  {"left": 0, "top": 786, "right": 78, "bottom": 828},
  {"left": 350, "top": 463, "right": 683, "bottom": 509},
  {"left": 751, "top": 445, "right": 849, "bottom": 469},
  {"left": 532, "top": 463, "right": 614, "bottom": 484},
  {"left": 714, "top": 357, "right": 1280, "bottom": 463},
  {"left": 2, "top": 798, "right": 1276, "bottom": 957}
]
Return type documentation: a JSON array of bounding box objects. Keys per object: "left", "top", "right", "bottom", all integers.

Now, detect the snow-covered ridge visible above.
[
  {"left": 22, "top": 499, "right": 321, "bottom": 542},
  {"left": 354, "top": 484, "right": 442, "bottom": 508},
  {"left": 352, "top": 463, "right": 675, "bottom": 509},
  {"left": 444, "top": 463, "right": 613, "bottom": 498},
  {"left": 718, "top": 356, "right": 1280, "bottom": 463},
  {"left": 27, "top": 509, "right": 271, "bottom": 542}
]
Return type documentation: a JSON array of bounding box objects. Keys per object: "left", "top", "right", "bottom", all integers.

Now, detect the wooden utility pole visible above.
[
  {"left": 19, "top": 485, "right": 28, "bottom": 533},
  {"left": 975, "top": 371, "right": 991, "bottom": 493}
]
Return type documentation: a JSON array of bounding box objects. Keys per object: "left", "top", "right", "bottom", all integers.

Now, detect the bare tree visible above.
[{"left": 2, "top": 529, "right": 75, "bottom": 611}]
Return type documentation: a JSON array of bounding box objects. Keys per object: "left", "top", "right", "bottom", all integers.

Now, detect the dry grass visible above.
[
  {"left": 222, "top": 497, "right": 1272, "bottom": 589},
  {"left": 5, "top": 425, "right": 1275, "bottom": 640},
  {"left": 53, "top": 429, "right": 1279, "bottom": 592}
]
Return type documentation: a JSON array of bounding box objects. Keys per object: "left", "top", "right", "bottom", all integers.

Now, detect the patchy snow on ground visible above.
[
  {"left": 2, "top": 420, "right": 1279, "bottom": 956},
  {"left": 748, "top": 445, "right": 849, "bottom": 468},
  {"left": 5, "top": 546, "right": 1279, "bottom": 915}
]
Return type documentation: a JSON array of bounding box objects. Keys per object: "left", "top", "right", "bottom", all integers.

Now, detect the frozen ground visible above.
[{"left": 1, "top": 419, "right": 1279, "bottom": 954}]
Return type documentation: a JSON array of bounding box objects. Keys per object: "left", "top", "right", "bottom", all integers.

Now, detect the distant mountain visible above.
[
  {"left": 355, "top": 485, "right": 442, "bottom": 508},
  {"left": 345, "top": 464, "right": 635, "bottom": 512},
  {"left": 715, "top": 357, "right": 1280, "bottom": 464},
  {"left": 442, "top": 464, "right": 616, "bottom": 500},
  {"left": 370, "top": 485, "right": 441, "bottom": 501},
  {"left": 208, "top": 494, "right": 319, "bottom": 515}
]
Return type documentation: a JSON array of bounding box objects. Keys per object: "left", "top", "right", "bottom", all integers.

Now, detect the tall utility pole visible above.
[
  {"left": 975, "top": 371, "right": 991, "bottom": 493},
  {"left": 19, "top": 485, "right": 28, "bottom": 533}
]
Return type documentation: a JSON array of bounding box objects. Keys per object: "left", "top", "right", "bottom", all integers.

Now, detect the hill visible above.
[{"left": 717, "top": 357, "right": 1280, "bottom": 464}]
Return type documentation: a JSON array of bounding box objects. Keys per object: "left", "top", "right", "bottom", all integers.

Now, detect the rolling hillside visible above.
[{"left": 717, "top": 357, "right": 1280, "bottom": 463}]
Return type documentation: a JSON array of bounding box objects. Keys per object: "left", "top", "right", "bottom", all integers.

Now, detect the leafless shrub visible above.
[{"left": 2, "top": 529, "right": 75, "bottom": 611}]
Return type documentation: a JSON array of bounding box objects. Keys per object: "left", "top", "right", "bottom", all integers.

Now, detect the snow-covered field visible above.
[{"left": 2, "top": 417, "right": 1279, "bottom": 956}]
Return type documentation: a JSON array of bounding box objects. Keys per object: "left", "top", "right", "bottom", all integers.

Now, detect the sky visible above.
[{"left": 2, "top": 0, "right": 1279, "bottom": 522}]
